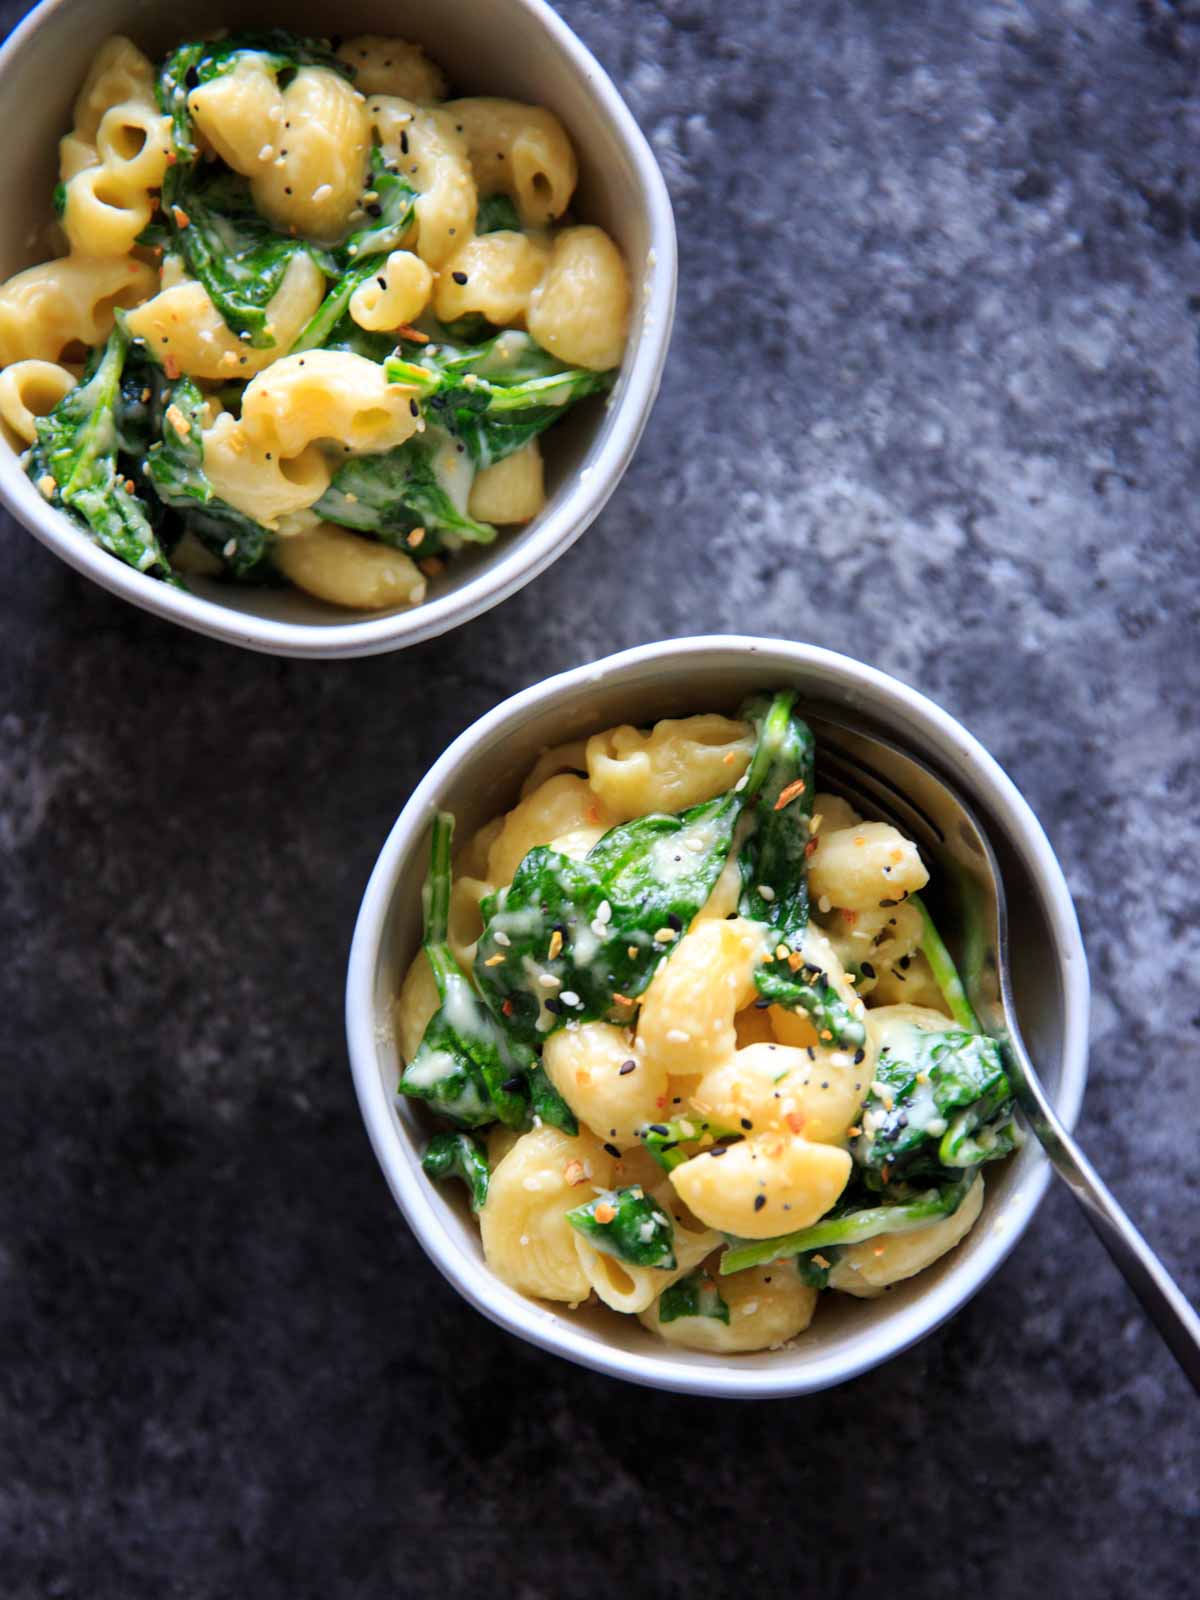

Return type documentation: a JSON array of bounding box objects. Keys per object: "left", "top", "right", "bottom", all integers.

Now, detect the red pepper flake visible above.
[
  {"left": 773, "top": 778, "right": 807, "bottom": 811},
  {"left": 612, "top": 992, "right": 634, "bottom": 1007},
  {"left": 594, "top": 1201, "right": 616, "bottom": 1224},
  {"left": 500, "top": 998, "right": 514, "bottom": 1017},
  {"left": 804, "top": 838, "right": 819, "bottom": 857},
  {"left": 784, "top": 1111, "right": 806, "bottom": 1135},
  {"left": 395, "top": 323, "right": 429, "bottom": 344},
  {"left": 171, "top": 205, "right": 190, "bottom": 228},
  {"left": 162, "top": 354, "right": 181, "bottom": 380}
]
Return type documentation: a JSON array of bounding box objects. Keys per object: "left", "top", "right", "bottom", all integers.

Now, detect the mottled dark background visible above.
[{"left": 2, "top": 0, "right": 1198, "bottom": 1594}]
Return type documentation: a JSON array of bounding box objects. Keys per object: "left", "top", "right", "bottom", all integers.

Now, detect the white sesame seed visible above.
[
  {"left": 559, "top": 990, "right": 580, "bottom": 1007},
  {"left": 653, "top": 928, "right": 677, "bottom": 944},
  {"left": 493, "top": 930, "right": 510, "bottom": 947},
  {"left": 757, "top": 884, "right": 776, "bottom": 901},
  {"left": 222, "top": 538, "right": 236, "bottom": 560},
  {"left": 257, "top": 143, "right": 274, "bottom": 161},
  {"left": 312, "top": 183, "right": 333, "bottom": 203},
  {"left": 733, "top": 774, "right": 749, "bottom": 792},
  {"left": 538, "top": 973, "right": 561, "bottom": 989},
  {"left": 596, "top": 901, "right": 612, "bottom": 924}
]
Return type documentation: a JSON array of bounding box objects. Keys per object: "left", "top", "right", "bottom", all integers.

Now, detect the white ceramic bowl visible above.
[
  {"left": 0, "top": 0, "right": 676, "bottom": 657},
  {"left": 346, "top": 636, "right": 1090, "bottom": 1398}
]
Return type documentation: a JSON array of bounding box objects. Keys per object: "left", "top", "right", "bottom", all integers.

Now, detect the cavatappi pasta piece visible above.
[
  {"left": 690, "top": 1039, "right": 872, "bottom": 1147},
  {"left": 0, "top": 360, "right": 77, "bottom": 447},
  {"left": 574, "top": 1194, "right": 719, "bottom": 1314},
  {"left": 542, "top": 1023, "right": 666, "bottom": 1151},
  {"left": 336, "top": 35, "right": 448, "bottom": 101},
  {"left": 828, "top": 1174, "right": 985, "bottom": 1297},
  {"left": 124, "top": 252, "right": 325, "bottom": 380},
  {"left": 526, "top": 225, "right": 630, "bottom": 372},
  {"left": 0, "top": 255, "right": 156, "bottom": 366},
  {"left": 432, "top": 231, "right": 550, "bottom": 327},
  {"left": 272, "top": 523, "right": 427, "bottom": 611},
  {"left": 585, "top": 714, "right": 753, "bottom": 823},
  {"left": 467, "top": 440, "right": 545, "bottom": 524},
  {"left": 371, "top": 97, "right": 475, "bottom": 267},
  {"left": 669, "top": 1131, "right": 852, "bottom": 1239},
  {"left": 237, "top": 349, "right": 422, "bottom": 458},
  {"left": 396, "top": 948, "right": 440, "bottom": 1064},
  {"left": 59, "top": 38, "right": 172, "bottom": 257},
  {"left": 191, "top": 61, "right": 370, "bottom": 243},
  {"left": 202, "top": 412, "right": 332, "bottom": 527},
  {"left": 448, "top": 99, "right": 577, "bottom": 227},
  {"left": 348, "top": 249, "right": 433, "bottom": 332},
  {"left": 640, "top": 1262, "right": 819, "bottom": 1353},
  {"left": 485, "top": 773, "right": 615, "bottom": 888},
  {"left": 637, "top": 917, "right": 768, "bottom": 1082},
  {"left": 479, "top": 1124, "right": 615, "bottom": 1303},
  {"left": 808, "top": 819, "right": 930, "bottom": 913}
]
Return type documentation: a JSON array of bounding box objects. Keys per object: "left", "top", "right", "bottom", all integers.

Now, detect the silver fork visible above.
[{"left": 810, "top": 714, "right": 1200, "bottom": 1394}]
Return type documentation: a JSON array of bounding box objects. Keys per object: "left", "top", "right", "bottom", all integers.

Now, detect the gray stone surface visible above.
[{"left": 1, "top": 0, "right": 1198, "bottom": 1593}]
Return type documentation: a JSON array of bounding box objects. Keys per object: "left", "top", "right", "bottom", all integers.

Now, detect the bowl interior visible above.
[
  {"left": 355, "top": 642, "right": 1089, "bottom": 1394},
  {"left": 0, "top": 0, "right": 670, "bottom": 645}
]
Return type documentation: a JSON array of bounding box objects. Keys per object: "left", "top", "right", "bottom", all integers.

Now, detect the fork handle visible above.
[{"left": 1016, "top": 1079, "right": 1200, "bottom": 1393}]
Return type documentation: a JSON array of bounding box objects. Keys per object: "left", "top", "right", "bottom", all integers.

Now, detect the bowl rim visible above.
[
  {"left": 345, "top": 636, "right": 1091, "bottom": 1397},
  {"left": 0, "top": 0, "right": 678, "bottom": 659}
]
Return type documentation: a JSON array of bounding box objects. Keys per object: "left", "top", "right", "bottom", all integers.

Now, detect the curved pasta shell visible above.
[
  {"left": 526, "top": 225, "right": 630, "bottom": 372},
  {"left": 542, "top": 1021, "right": 666, "bottom": 1150},
  {"left": 586, "top": 714, "right": 753, "bottom": 823},
  {"left": 669, "top": 1132, "right": 851, "bottom": 1238},
  {"left": 273, "top": 524, "right": 426, "bottom": 612},
  {"left": 639, "top": 1262, "right": 818, "bottom": 1353},
  {"left": 479, "top": 1125, "right": 615, "bottom": 1304},
  {"left": 0, "top": 255, "right": 157, "bottom": 366},
  {"left": 828, "top": 1174, "right": 985, "bottom": 1296}
]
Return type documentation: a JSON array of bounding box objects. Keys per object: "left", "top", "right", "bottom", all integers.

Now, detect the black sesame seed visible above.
[
  {"left": 666, "top": 912, "right": 682, "bottom": 932},
  {"left": 806, "top": 1047, "right": 815, "bottom": 1061},
  {"left": 184, "top": 66, "right": 199, "bottom": 89},
  {"left": 603, "top": 1142, "right": 621, "bottom": 1158},
  {"left": 365, "top": 202, "right": 383, "bottom": 217},
  {"left": 754, "top": 1195, "right": 766, "bottom": 1212},
  {"left": 708, "top": 1146, "right": 727, "bottom": 1158},
  {"left": 648, "top": 1124, "right": 668, "bottom": 1136},
  {"left": 860, "top": 961, "right": 876, "bottom": 979},
  {"left": 820, "top": 1081, "right": 829, "bottom": 1090},
  {"left": 899, "top": 954, "right": 911, "bottom": 970},
  {"left": 501, "top": 1075, "right": 524, "bottom": 1093},
  {"left": 879, "top": 897, "right": 901, "bottom": 908},
  {"left": 618, "top": 1059, "right": 636, "bottom": 1075},
  {"left": 544, "top": 998, "right": 563, "bottom": 1015},
  {"left": 409, "top": 398, "right": 419, "bottom": 416},
  {"left": 451, "top": 270, "right": 468, "bottom": 285},
  {"left": 400, "top": 131, "right": 409, "bottom": 155},
  {"left": 754, "top": 997, "right": 771, "bottom": 1009},
  {"left": 853, "top": 1048, "right": 865, "bottom": 1065},
  {"left": 740, "top": 1118, "right": 753, "bottom": 1131}
]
